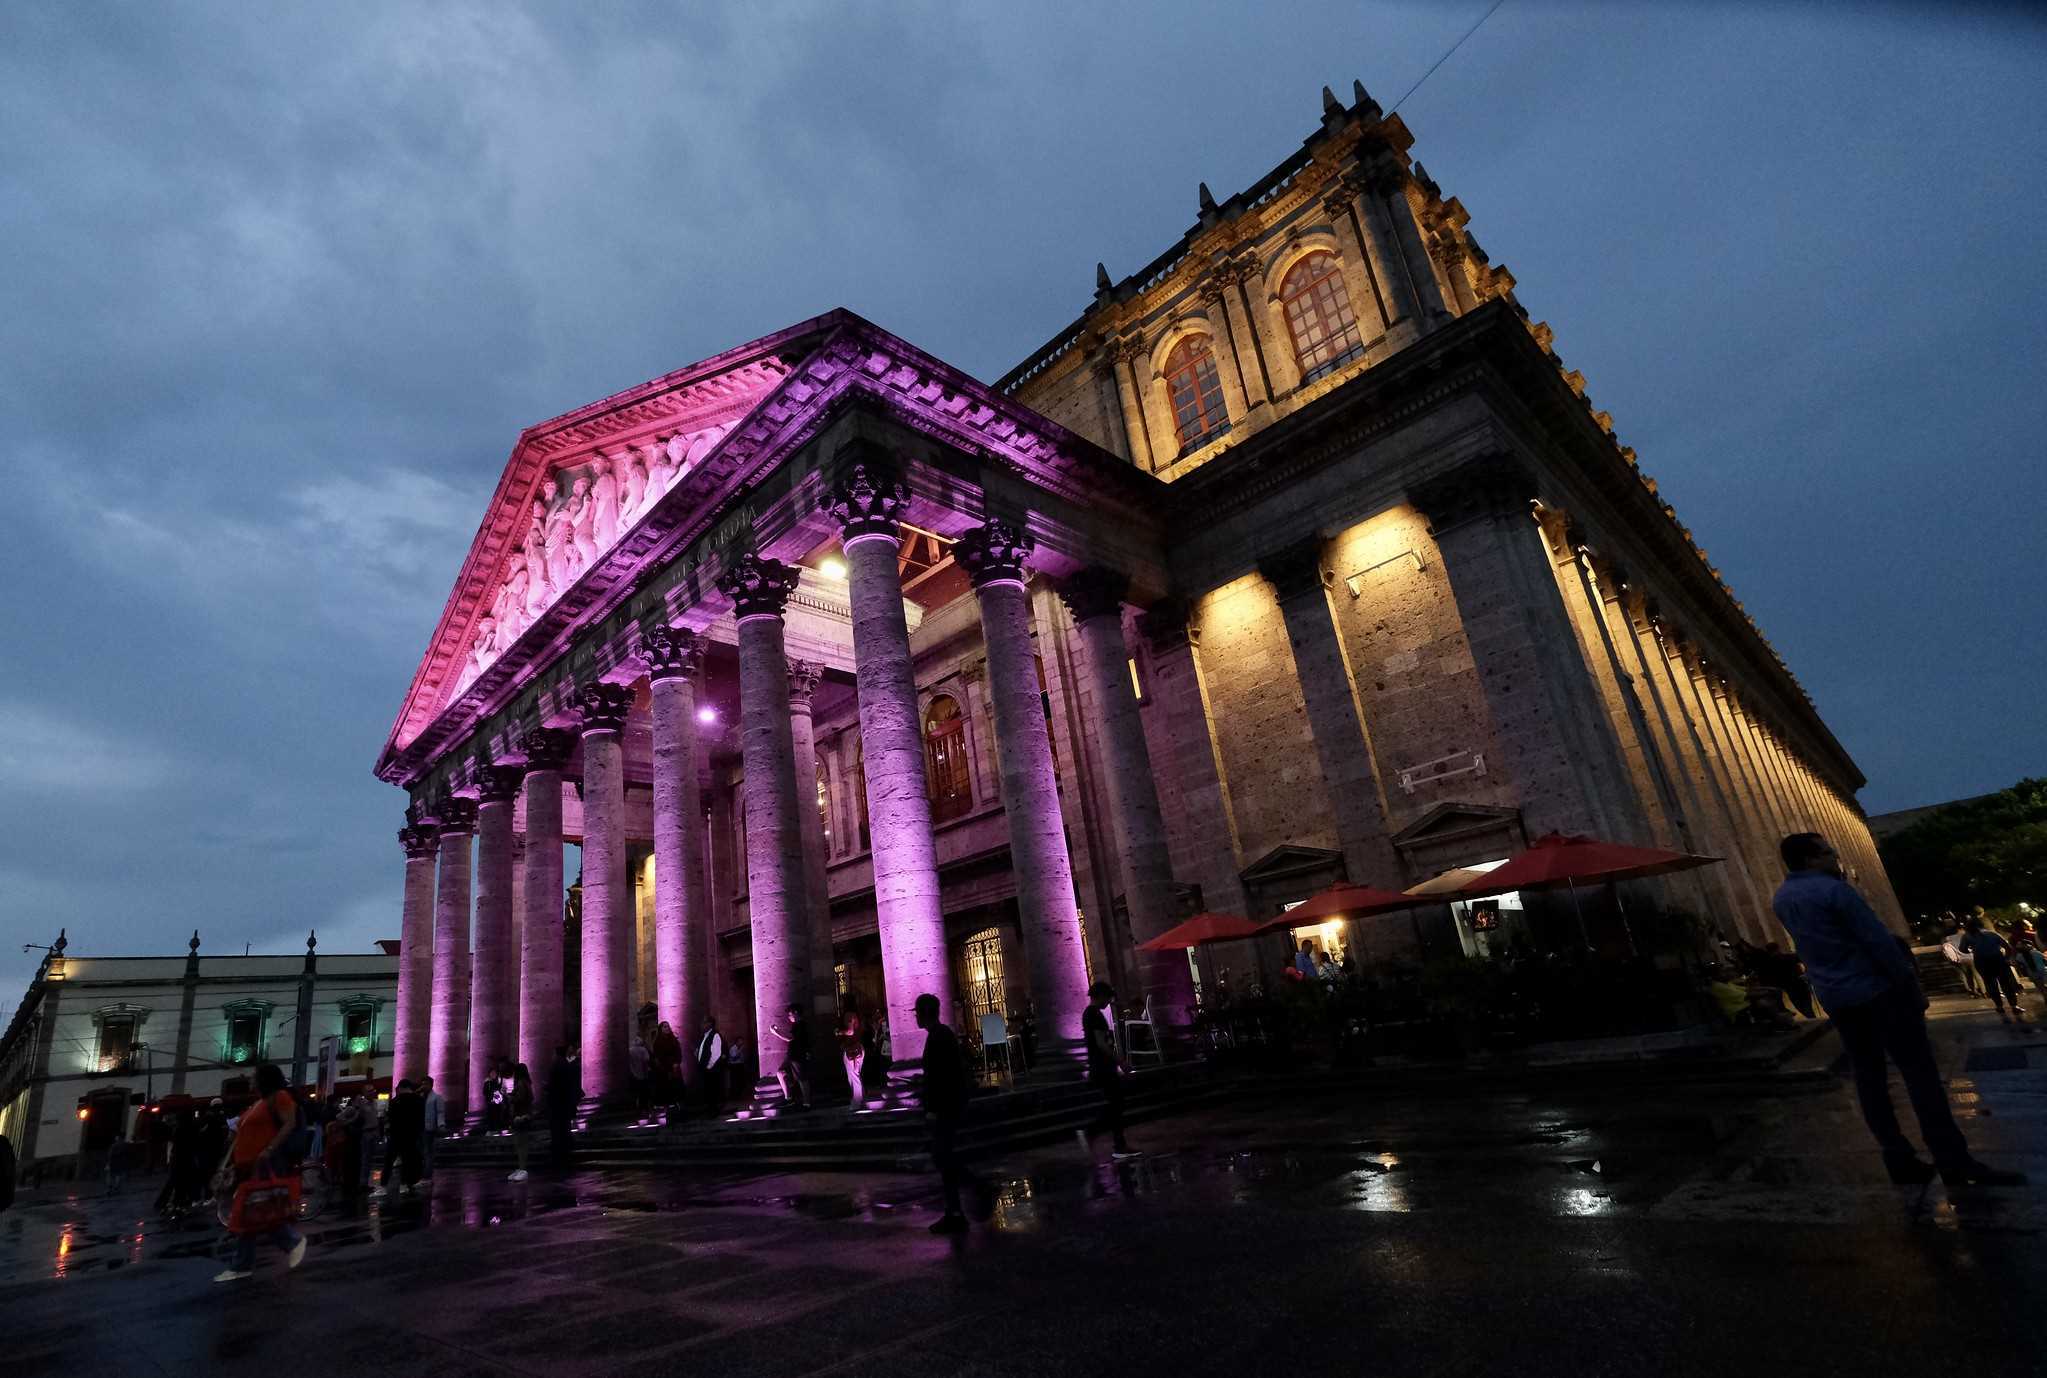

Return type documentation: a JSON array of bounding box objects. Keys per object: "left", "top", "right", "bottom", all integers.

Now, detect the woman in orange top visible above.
[{"left": 215, "top": 1064, "right": 308, "bottom": 1284}]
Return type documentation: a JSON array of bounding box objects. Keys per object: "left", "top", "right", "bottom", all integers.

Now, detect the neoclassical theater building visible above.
[{"left": 375, "top": 83, "right": 1902, "bottom": 1115}]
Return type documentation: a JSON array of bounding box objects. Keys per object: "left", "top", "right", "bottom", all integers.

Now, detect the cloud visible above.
[{"left": 0, "top": 701, "right": 175, "bottom": 796}]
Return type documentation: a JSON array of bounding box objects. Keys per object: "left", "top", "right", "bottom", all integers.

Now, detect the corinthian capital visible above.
[
  {"left": 474, "top": 762, "right": 524, "bottom": 803},
  {"left": 638, "top": 623, "right": 704, "bottom": 683},
  {"left": 436, "top": 797, "right": 479, "bottom": 836},
  {"left": 398, "top": 825, "right": 439, "bottom": 860},
  {"left": 1057, "top": 566, "right": 1130, "bottom": 624},
  {"left": 954, "top": 519, "right": 1033, "bottom": 590},
  {"left": 576, "top": 681, "right": 635, "bottom": 734},
  {"left": 786, "top": 658, "right": 824, "bottom": 711},
  {"left": 519, "top": 726, "right": 575, "bottom": 771},
  {"left": 825, "top": 443, "right": 909, "bottom": 544},
  {"left": 716, "top": 550, "right": 800, "bottom": 620}
]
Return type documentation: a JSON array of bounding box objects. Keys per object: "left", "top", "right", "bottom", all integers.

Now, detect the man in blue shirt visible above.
[{"left": 1772, "top": 833, "right": 2020, "bottom": 1187}]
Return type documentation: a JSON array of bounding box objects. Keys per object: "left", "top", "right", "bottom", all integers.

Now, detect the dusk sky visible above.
[{"left": 4, "top": 2, "right": 2043, "bottom": 1014}]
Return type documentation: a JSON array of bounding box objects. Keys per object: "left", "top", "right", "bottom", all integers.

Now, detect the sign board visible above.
[
  {"left": 317, "top": 1035, "right": 339, "bottom": 1099},
  {"left": 1469, "top": 900, "right": 1501, "bottom": 933}
]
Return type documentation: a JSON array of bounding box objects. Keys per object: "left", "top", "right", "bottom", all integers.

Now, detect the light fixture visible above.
[
  {"left": 819, "top": 556, "right": 848, "bottom": 581},
  {"left": 696, "top": 705, "right": 718, "bottom": 725}
]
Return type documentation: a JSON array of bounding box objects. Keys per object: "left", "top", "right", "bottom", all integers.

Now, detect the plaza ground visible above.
[{"left": 5, "top": 995, "right": 2044, "bottom": 1378}]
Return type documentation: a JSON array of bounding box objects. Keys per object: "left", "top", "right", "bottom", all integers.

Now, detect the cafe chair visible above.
[
  {"left": 980, "top": 1012, "right": 1022, "bottom": 1084},
  {"left": 1122, "top": 997, "right": 1164, "bottom": 1066}
]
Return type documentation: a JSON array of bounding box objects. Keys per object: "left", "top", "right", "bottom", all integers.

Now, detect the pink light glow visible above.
[{"left": 696, "top": 705, "right": 719, "bottom": 724}]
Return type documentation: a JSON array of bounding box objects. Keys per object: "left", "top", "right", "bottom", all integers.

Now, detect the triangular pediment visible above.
[
  {"left": 1389, "top": 802, "right": 1523, "bottom": 848},
  {"left": 1240, "top": 844, "right": 1344, "bottom": 884}
]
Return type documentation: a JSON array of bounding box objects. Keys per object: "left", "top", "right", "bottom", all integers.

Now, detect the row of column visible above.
[{"left": 394, "top": 449, "right": 1196, "bottom": 1111}]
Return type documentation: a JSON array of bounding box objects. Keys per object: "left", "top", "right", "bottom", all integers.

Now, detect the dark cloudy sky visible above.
[{"left": 4, "top": 2, "right": 2043, "bottom": 1011}]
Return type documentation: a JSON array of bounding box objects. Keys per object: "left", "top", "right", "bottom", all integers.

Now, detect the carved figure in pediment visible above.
[
  {"left": 541, "top": 479, "right": 575, "bottom": 590},
  {"left": 567, "top": 476, "right": 597, "bottom": 570},
  {"left": 501, "top": 565, "right": 530, "bottom": 640},
  {"left": 662, "top": 432, "right": 691, "bottom": 485},
  {"left": 470, "top": 614, "right": 498, "bottom": 677},
  {"left": 521, "top": 519, "right": 551, "bottom": 615},
  {"left": 621, "top": 448, "right": 648, "bottom": 519},
  {"left": 590, "top": 453, "right": 621, "bottom": 550}
]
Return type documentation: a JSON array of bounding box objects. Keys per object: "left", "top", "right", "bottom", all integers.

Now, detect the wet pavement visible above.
[{"left": 7, "top": 996, "right": 2046, "bottom": 1377}]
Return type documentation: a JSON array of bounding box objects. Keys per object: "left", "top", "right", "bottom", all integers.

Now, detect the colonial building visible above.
[
  {"left": 0, "top": 932, "right": 397, "bottom": 1169},
  {"left": 374, "top": 83, "right": 1903, "bottom": 1117}
]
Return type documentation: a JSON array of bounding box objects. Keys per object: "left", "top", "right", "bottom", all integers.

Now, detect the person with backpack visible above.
[{"left": 213, "top": 1063, "right": 308, "bottom": 1283}]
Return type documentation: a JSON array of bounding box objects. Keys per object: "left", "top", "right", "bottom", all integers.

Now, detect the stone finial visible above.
[
  {"left": 954, "top": 519, "right": 1033, "bottom": 590},
  {"left": 576, "top": 681, "right": 635, "bottom": 734},
  {"left": 1057, "top": 566, "right": 1130, "bottom": 624},
  {"left": 786, "top": 659, "right": 825, "bottom": 711},
  {"left": 399, "top": 824, "right": 440, "bottom": 860},
  {"left": 824, "top": 445, "right": 909, "bottom": 544},
  {"left": 1322, "top": 85, "right": 1341, "bottom": 115},
  {"left": 475, "top": 761, "right": 525, "bottom": 803},
  {"left": 1095, "top": 262, "right": 1113, "bottom": 294},
  {"left": 1353, "top": 79, "right": 1379, "bottom": 118},
  {"left": 520, "top": 726, "right": 575, "bottom": 771},
  {"left": 188, "top": 930, "right": 201, "bottom": 955},
  {"left": 435, "top": 796, "right": 479, "bottom": 835},
  {"left": 1198, "top": 181, "right": 1218, "bottom": 213},
  {"left": 716, "top": 550, "right": 801, "bottom": 620},
  {"left": 52, "top": 928, "right": 66, "bottom": 956},
  {"left": 307, "top": 929, "right": 318, "bottom": 952},
  {"left": 638, "top": 624, "right": 703, "bottom": 684}
]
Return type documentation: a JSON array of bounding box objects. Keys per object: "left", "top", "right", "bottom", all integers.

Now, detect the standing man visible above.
[
  {"left": 1772, "top": 833, "right": 2020, "bottom": 1188},
  {"left": 696, "top": 1016, "right": 726, "bottom": 1112},
  {"left": 383, "top": 1080, "right": 425, "bottom": 1197},
  {"left": 545, "top": 1045, "right": 580, "bottom": 1172},
  {"left": 914, "top": 993, "right": 974, "bottom": 1235},
  {"left": 418, "top": 1076, "right": 446, "bottom": 1183},
  {"left": 1077, "top": 982, "right": 1139, "bottom": 1162}
]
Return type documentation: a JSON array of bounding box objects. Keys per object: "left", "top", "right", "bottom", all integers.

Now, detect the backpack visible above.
[{"left": 267, "top": 1094, "right": 315, "bottom": 1168}]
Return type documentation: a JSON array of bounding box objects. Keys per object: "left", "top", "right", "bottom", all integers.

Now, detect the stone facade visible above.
[{"left": 374, "top": 83, "right": 1901, "bottom": 1110}]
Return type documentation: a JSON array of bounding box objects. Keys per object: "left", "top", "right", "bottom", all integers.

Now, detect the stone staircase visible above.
[{"left": 434, "top": 1062, "right": 1226, "bottom": 1172}]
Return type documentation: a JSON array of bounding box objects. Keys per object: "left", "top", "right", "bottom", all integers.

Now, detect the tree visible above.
[{"left": 1878, "top": 778, "right": 2047, "bottom": 917}]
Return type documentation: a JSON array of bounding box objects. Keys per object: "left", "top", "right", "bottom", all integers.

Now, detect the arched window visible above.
[
  {"left": 1280, "top": 251, "right": 1365, "bottom": 382},
  {"left": 924, "top": 695, "right": 973, "bottom": 823},
  {"left": 1162, "top": 335, "right": 1229, "bottom": 451},
  {"left": 816, "top": 762, "right": 833, "bottom": 853}
]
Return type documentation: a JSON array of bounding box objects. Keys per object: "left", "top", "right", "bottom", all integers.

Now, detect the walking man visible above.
[
  {"left": 418, "top": 1076, "right": 445, "bottom": 1182},
  {"left": 546, "top": 1045, "right": 580, "bottom": 1171},
  {"left": 383, "top": 1080, "right": 425, "bottom": 1196},
  {"left": 696, "top": 1016, "right": 726, "bottom": 1112},
  {"left": 1077, "top": 982, "right": 1139, "bottom": 1161},
  {"left": 914, "top": 993, "right": 975, "bottom": 1234},
  {"left": 1772, "top": 833, "right": 2020, "bottom": 1187}
]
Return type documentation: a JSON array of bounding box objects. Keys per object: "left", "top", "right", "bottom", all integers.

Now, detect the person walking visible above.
[
  {"left": 103, "top": 1132, "right": 131, "bottom": 1197},
  {"left": 418, "top": 1076, "right": 446, "bottom": 1183},
  {"left": 914, "top": 993, "right": 975, "bottom": 1235},
  {"left": 696, "top": 1016, "right": 726, "bottom": 1112},
  {"left": 383, "top": 1080, "right": 426, "bottom": 1196},
  {"left": 545, "top": 1045, "right": 580, "bottom": 1172},
  {"left": 507, "top": 1063, "right": 536, "bottom": 1182},
  {"left": 628, "top": 1031, "right": 653, "bottom": 1123},
  {"left": 1077, "top": 982, "right": 1139, "bottom": 1162},
  {"left": 1943, "top": 920, "right": 1984, "bottom": 999},
  {"left": 2014, "top": 933, "right": 2047, "bottom": 1003},
  {"left": 213, "top": 1063, "right": 308, "bottom": 1283},
  {"left": 1962, "top": 914, "right": 2028, "bottom": 1026},
  {"left": 1772, "top": 832, "right": 2021, "bottom": 1187},
  {"left": 838, "top": 1007, "right": 868, "bottom": 1109},
  {"left": 766, "top": 1003, "right": 812, "bottom": 1110},
  {"left": 651, "top": 1020, "right": 683, "bottom": 1126}
]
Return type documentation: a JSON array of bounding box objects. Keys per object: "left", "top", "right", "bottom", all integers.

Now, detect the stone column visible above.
[
  {"left": 506, "top": 832, "right": 525, "bottom": 1061},
  {"left": 1321, "top": 182, "right": 1392, "bottom": 344},
  {"left": 469, "top": 763, "right": 520, "bottom": 1125},
  {"left": 714, "top": 552, "right": 813, "bottom": 1082},
  {"left": 1259, "top": 537, "right": 1402, "bottom": 886},
  {"left": 1343, "top": 170, "right": 1419, "bottom": 344},
  {"left": 577, "top": 682, "right": 635, "bottom": 1103},
  {"left": 518, "top": 729, "right": 571, "bottom": 1090},
  {"left": 785, "top": 658, "right": 843, "bottom": 1088},
  {"left": 393, "top": 824, "right": 438, "bottom": 1087},
  {"left": 1059, "top": 567, "right": 1197, "bottom": 1040},
  {"left": 428, "top": 797, "right": 476, "bottom": 1121},
  {"left": 642, "top": 625, "right": 712, "bottom": 1086},
  {"left": 1215, "top": 263, "right": 1273, "bottom": 409},
  {"left": 827, "top": 453, "right": 954, "bottom": 1055},
  {"left": 1366, "top": 161, "right": 1450, "bottom": 328},
  {"left": 1109, "top": 337, "right": 1159, "bottom": 473},
  {"left": 1409, "top": 456, "right": 1646, "bottom": 843},
  {"left": 958, "top": 521, "right": 1093, "bottom": 1070},
  {"left": 1197, "top": 280, "right": 1252, "bottom": 422}
]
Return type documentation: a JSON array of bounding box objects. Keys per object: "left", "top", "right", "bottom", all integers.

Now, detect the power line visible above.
[{"left": 1390, "top": 0, "right": 1510, "bottom": 115}]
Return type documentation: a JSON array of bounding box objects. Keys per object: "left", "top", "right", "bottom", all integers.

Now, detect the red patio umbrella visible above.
[
  {"left": 1455, "top": 833, "right": 1721, "bottom": 951},
  {"left": 1251, "top": 882, "right": 1418, "bottom": 934},
  {"left": 1136, "top": 912, "right": 1262, "bottom": 951}
]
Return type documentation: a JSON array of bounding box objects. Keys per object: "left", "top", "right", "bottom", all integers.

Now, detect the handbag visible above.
[{"left": 227, "top": 1159, "right": 301, "bottom": 1235}]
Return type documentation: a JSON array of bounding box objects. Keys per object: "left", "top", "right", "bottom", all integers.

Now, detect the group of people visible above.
[{"left": 1940, "top": 909, "right": 2047, "bottom": 1025}]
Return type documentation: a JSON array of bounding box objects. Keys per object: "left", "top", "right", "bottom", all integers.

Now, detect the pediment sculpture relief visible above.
[{"left": 453, "top": 418, "right": 741, "bottom": 697}]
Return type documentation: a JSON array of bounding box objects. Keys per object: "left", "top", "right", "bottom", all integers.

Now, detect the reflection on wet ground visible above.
[{"left": 6, "top": 1007, "right": 2046, "bottom": 1377}]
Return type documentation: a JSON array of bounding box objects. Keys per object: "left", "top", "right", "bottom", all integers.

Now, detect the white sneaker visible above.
[
  {"left": 286, "top": 1237, "right": 307, "bottom": 1270},
  {"left": 507, "top": 1169, "right": 529, "bottom": 1183},
  {"left": 212, "top": 1268, "right": 253, "bottom": 1284}
]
